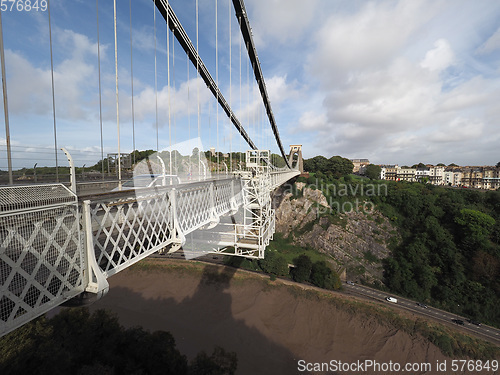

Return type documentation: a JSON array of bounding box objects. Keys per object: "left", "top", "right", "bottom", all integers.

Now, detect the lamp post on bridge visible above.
[{"left": 0, "top": 11, "right": 13, "bottom": 185}]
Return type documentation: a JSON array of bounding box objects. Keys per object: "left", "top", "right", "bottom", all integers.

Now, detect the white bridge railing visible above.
[
  {"left": 85, "top": 178, "right": 242, "bottom": 281},
  {"left": 0, "top": 184, "right": 85, "bottom": 337},
  {"left": 0, "top": 164, "right": 298, "bottom": 337}
]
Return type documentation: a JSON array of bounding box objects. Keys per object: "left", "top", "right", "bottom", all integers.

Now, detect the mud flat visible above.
[{"left": 89, "top": 259, "right": 498, "bottom": 374}]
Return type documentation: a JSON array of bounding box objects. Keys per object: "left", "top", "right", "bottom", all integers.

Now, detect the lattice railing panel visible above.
[
  {"left": 176, "top": 184, "right": 213, "bottom": 233},
  {"left": 214, "top": 181, "right": 232, "bottom": 215},
  {"left": 0, "top": 171, "right": 291, "bottom": 336},
  {"left": 271, "top": 171, "right": 300, "bottom": 190},
  {"left": 0, "top": 184, "right": 78, "bottom": 213},
  {"left": 88, "top": 190, "right": 175, "bottom": 277},
  {"left": 234, "top": 181, "right": 243, "bottom": 206},
  {"left": 0, "top": 184, "right": 83, "bottom": 336}
]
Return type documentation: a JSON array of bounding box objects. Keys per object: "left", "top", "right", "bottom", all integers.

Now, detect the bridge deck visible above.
[{"left": 0, "top": 169, "right": 299, "bottom": 336}]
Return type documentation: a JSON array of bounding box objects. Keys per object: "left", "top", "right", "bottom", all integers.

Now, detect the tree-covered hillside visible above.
[
  {"left": 296, "top": 169, "right": 500, "bottom": 327},
  {"left": 379, "top": 182, "right": 499, "bottom": 326},
  {"left": 303, "top": 155, "right": 354, "bottom": 178}
]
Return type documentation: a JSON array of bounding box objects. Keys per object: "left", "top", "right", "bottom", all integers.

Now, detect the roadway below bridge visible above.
[
  {"left": 149, "top": 252, "right": 500, "bottom": 346},
  {"left": 342, "top": 282, "right": 500, "bottom": 346}
]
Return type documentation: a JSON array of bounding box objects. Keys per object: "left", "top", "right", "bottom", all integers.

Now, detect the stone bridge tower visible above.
[{"left": 288, "top": 145, "right": 303, "bottom": 174}]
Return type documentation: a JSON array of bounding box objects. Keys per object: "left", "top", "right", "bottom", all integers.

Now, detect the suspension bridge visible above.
[{"left": 0, "top": 0, "right": 303, "bottom": 337}]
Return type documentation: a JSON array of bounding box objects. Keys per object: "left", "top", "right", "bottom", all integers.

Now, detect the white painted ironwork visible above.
[
  {"left": 84, "top": 178, "right": 242, "bottom": 278},
  {"left": 207, "top": 150, "right": 298, "bottom": 259},
  {"left": 271, "top": 170, "right": 300, "bottom": 190},
  {"left": 86, "top": 188, "right": 176, "bottom": 279},
  {"left": 0, "top": 184, "right": 84, "bottom": 337},
  {"left": 61, "top": 147, "right": 76, "bottom": 194},
  {"left": 0, "top": 154, "right": 298, "bottom": 337}
]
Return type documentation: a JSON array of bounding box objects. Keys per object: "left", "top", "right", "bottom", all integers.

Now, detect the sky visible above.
[{"left": 1, "top": 0, "right": 500, "bottom": 169}]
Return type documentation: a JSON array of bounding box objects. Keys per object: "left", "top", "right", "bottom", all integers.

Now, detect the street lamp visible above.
[
  {"left": 33, "top": 163, "right": 37, "bottom": 183},
  {"left": 0, "top": 11, "right": 13, "bottom": 185}
]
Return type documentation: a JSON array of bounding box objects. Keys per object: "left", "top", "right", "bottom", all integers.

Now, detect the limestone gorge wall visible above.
[{"left": 274, "top": 182, "right": 399, "bottom": 283}]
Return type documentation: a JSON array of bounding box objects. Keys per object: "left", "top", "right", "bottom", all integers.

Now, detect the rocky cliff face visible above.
[{"left": 274, "top": 182, "right": 399, "bottom": 283}]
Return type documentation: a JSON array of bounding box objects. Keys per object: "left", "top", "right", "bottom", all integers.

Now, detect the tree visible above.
[
  {"left": 310, "top": 261, "right": 327, "bottom": 288},
  {"left": 414, "top": 263, "right": 438, "bottom": 300},
  {"left": 303, "top": 155, "right": 353, "bottom": 177},
  {"left": 455, "top": 208, "right": 496, "bottom": 251},
  {"left": 259, "top": 251, "right": 289, "bottom": 276},
  {"left": 303, "top": 155, "right": 328, "bottom": 173},
  {"left": 472, "top": 250, "right": 499, "bottom": 283},
  {"left": 324, "top": 271, "right": 342, "bottom": 290},
  {"left": 131, "top": 149, "right": 156, "bottom": 164},
  {"left": 189, "top": 346, "right": 238, "bottom": 375},
  {"left": 0, "top": 308, "right": 190, "bottom": 374},
  {"left": 420, "top": 176, "right": 429, "bottom": 184},
  {"left": 496, "top": 161, "right": 500, "bottom": 168},
  {"left": 328, "top": 156, "right": 354, "bottom": 178},
  {"left": 364, "top": 164, "right": 381, "bottom": 180},
  {"left": 292, "top": 255, "right": 312, "bottom": 283},
  {"left": 377, "top": 180, "right": 500, "bottom": 325},
  {"left": 271, "top": 154, "right": 287, "bottom": 168},
  {"left": 310, "top": 261, "right": 341, "bottom": 290},
  {"left": 411, "top": 162, "right": 426, "bottom": 169}
]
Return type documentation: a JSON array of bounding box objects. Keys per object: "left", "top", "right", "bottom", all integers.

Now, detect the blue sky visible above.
[{"left": 1, "top": 0, "right": 500, "bottom": 169}]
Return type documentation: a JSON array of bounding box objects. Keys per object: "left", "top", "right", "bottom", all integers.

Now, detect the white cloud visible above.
[
  {"left": 128, "top": 77, "right": 212, "bottom": 125},
  {"left": 233, "top": 75, "right": 298, "bottom": 127},
  {"left": 0, "top": 137, "right": 20, "bottom": 146},
  {"left": 58, "top": 29, "right": 98, "bottom": 60},
  {"left": 420, "top": 39, "right": 455, "bottom": 72},
  {"left": 132, "top": 25, "right": 167, "bottom": 55},
  {"left": 476, "top": 26, "right": 500, "bottom": 54},
  {"left": 248, "top": 0, "right": 320, "bottom": 47},
  {"left": 3, "top": 0, "right": 500, "bottom": 167},
  {"left": 92, "top": 76, "right": 215, "bottom": 134},
  {"left": 294, "top": 0, "right": 500, "bottom": 165},
  {"left": 432, "top": 117, "right": 483, "bottom": 142},
  {"left": 5, "top": 29, "right": 98, "bottom": 120},
  {"left": 439, "top": 76, "right": 494, "bottom": 112},
  {"left": 4, "top": 50, "right": 50, "bottom": 115},
  {"left": 309, "top": 0, "right": 441, "bottom": 83},
  {"left": 266, "top": 75, "right": 299, "bottom": 105},
  {"left": 297, "top": 46, "right": 500, "bottom": 164},
  {"left": 297, "top": 111, "right": 327, "bottom": 131},
  {"left": 323, "top": 58, "right": 440, "bottom": 133}
]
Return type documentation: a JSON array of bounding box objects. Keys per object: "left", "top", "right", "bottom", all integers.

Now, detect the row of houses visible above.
[{"left": 379, "top": 165, "right": 500, "bottom": 190}]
